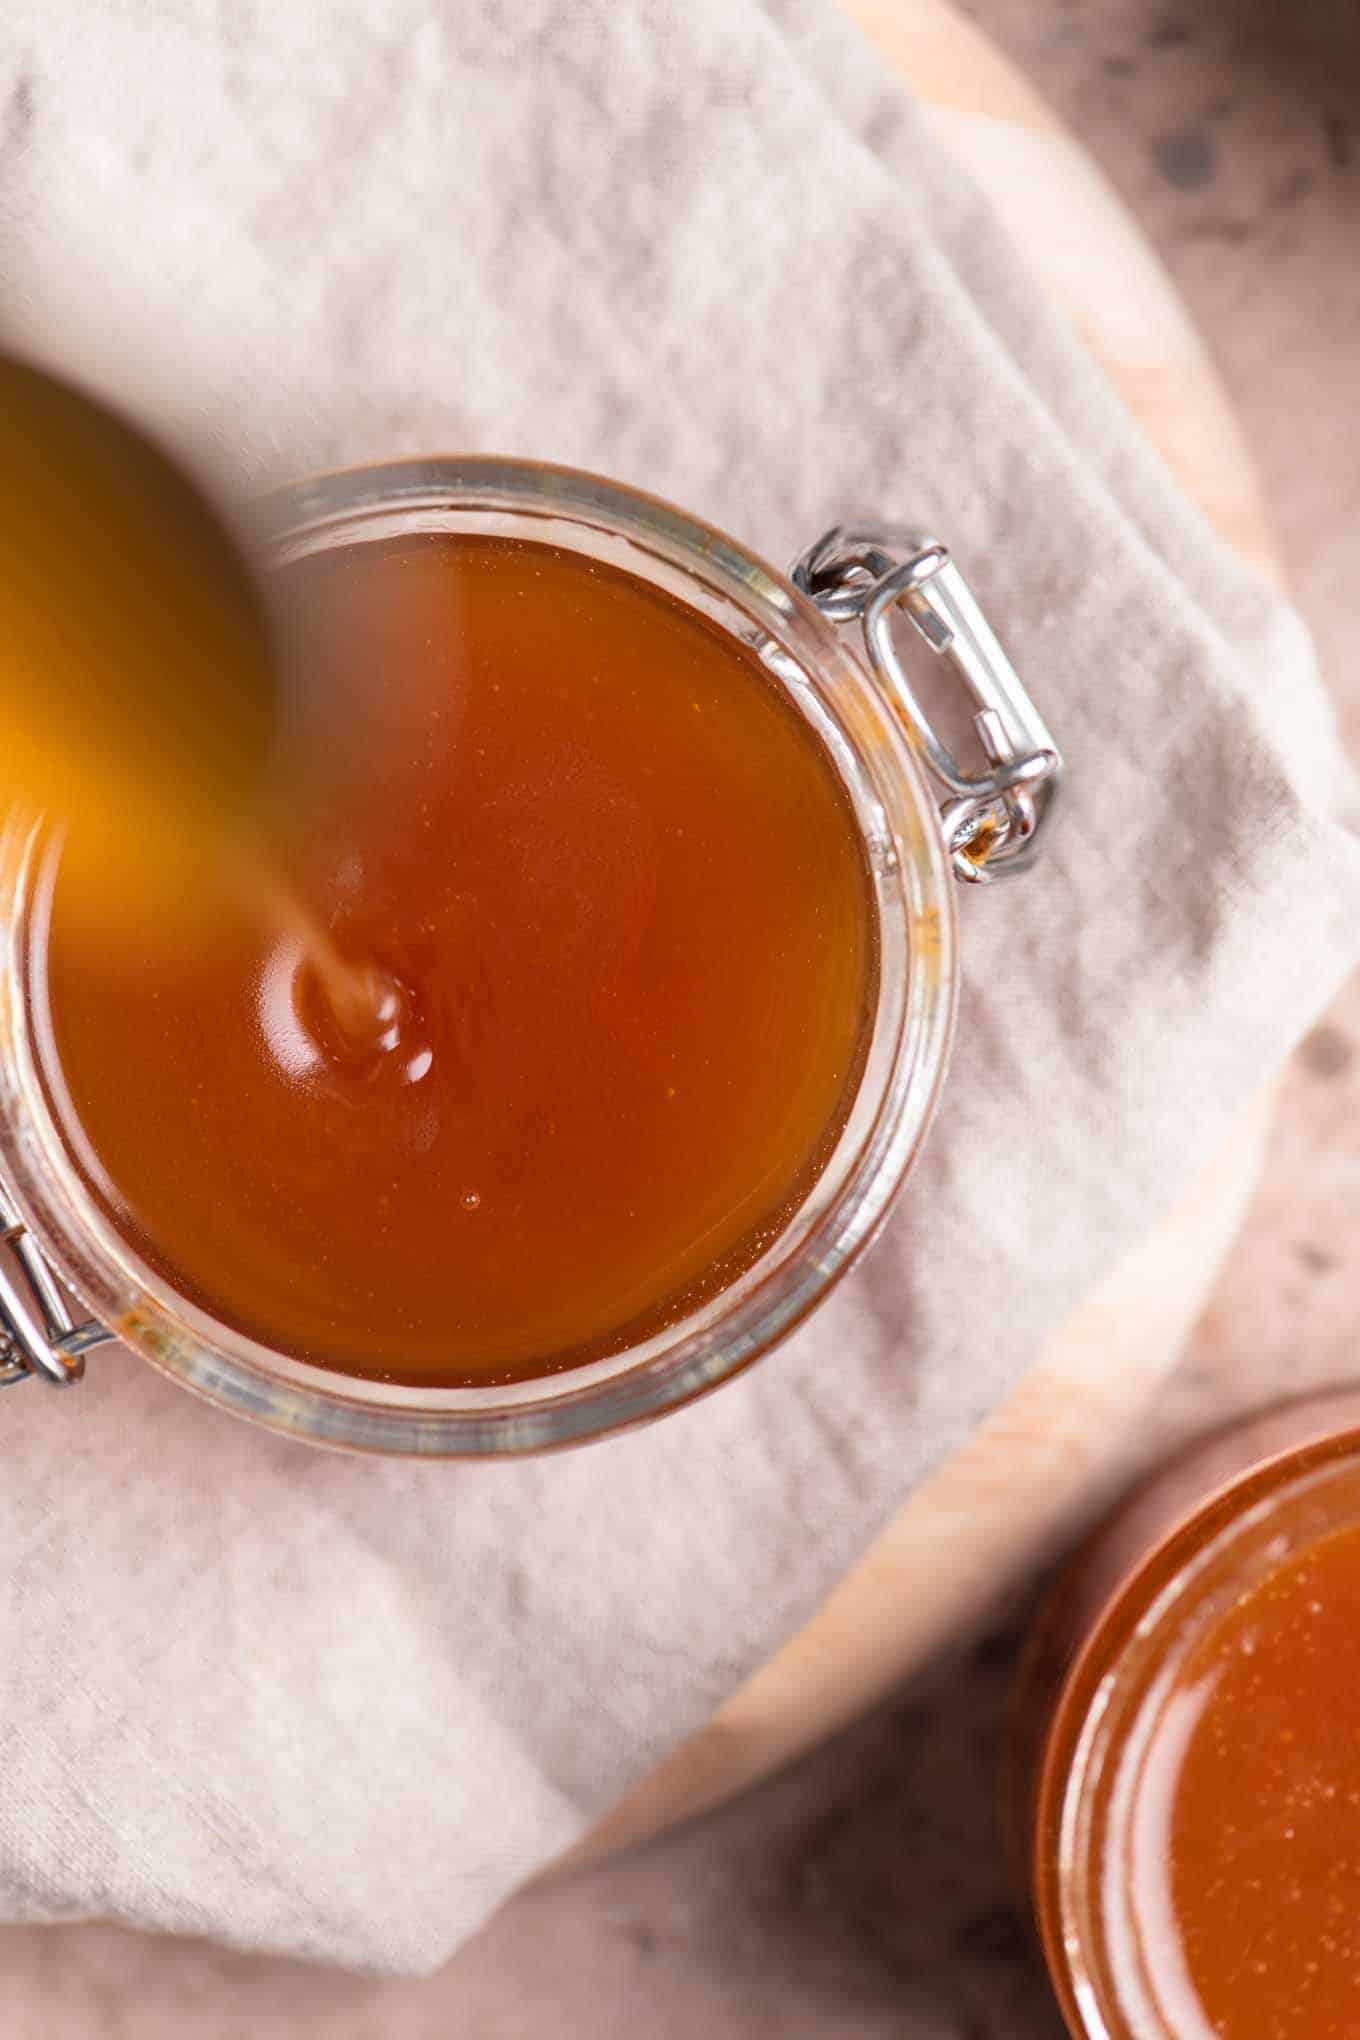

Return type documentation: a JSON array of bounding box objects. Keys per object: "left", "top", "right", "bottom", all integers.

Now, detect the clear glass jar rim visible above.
[{"left": 0, "top": 456, "right": 958, "bottom": 1455}]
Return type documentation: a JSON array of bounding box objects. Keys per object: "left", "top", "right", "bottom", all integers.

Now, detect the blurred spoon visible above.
[{"left": 0, "top": 349, "right": 390, "bottom": 1038}]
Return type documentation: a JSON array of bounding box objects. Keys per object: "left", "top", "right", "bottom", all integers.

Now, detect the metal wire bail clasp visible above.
[
  {"left": 791, "top": 526, "right": 1061, "bottom": 882},
  {"left": 0, "top": 1184, "right": 111, "bottom": 1390}
]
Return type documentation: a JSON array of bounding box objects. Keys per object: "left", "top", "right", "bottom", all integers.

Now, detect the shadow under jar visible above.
[
  {"left": 0, "top": 459, "right": 1058, "bottom": 1455},
  {"left": 1019, "top": 1389, "right": 1360, "bottom": 2040}
]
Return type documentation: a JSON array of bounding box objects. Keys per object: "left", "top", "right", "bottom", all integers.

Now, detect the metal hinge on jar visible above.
[
  {"left": 792, "top": 526, "right": 1061, "bottom": 882},
  {"left": 0, "top": 1187, "right": 112, "bottom": 1389}
]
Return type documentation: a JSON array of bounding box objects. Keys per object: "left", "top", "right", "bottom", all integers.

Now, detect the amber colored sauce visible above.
[
  {"left": 35, "top": 535, "right": 876, "bottom": 1386},
  {"left": 1140, "top": 1522, "right": 1360, "bottom": 2038}
]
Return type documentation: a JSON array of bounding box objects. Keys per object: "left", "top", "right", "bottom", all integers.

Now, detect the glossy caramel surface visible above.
[
  {"left": 1165, "top": 1520, "right": 1360, "bottom": 2039},
  {"left": 36, "top": 535, "right": 876, "bottom": 1385}
]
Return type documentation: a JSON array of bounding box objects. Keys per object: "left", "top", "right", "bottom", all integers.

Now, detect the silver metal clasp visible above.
[
  {"left": 791, "top": 525, "right": 1061, "bottom": 883},
  {"left": 0, "top": 1185, "right": 112, "bottom": 1390}
]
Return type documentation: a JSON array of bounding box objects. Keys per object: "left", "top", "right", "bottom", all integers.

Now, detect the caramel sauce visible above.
[
  {"left": 1158, "top": 1521, "right": 1360, "bottom": 2039},
  {"left": 34, "top": 535, "right": 876, "bottom": 1386}
]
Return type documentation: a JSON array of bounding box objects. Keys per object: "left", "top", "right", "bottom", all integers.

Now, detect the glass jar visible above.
[
  {"left": 0, "top": 457, "right": 1059, "bottom": 1455},
  {"left": 1019, "top": 1387, "right": 1360, "bottom": 2039}
]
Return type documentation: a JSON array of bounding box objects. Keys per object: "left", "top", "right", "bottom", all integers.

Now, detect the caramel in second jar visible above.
[
  {"left": 33, "top": 533, "right": 877, "bottom": 1387},
  {"left": 1164, "top": 1520, "right": 1360, "bottom": 2040}
]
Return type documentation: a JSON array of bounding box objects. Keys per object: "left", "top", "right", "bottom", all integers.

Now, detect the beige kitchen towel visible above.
[{"left": 1, "top": 0, "right": 1358, "bottom": 1973}]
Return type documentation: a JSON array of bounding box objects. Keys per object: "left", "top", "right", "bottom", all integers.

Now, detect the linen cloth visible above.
[{"left": 1, "top": 0, "right": 1357, "bottom": 1973}]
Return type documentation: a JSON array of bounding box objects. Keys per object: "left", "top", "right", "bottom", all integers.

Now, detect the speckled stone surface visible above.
[{"left": 2, "top": 3, "right": 1359, "bottom": 2032}]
